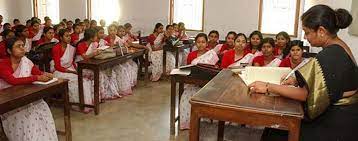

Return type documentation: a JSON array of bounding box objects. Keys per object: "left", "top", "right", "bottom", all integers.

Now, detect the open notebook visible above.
[
  {"left": 238, "top": 67, "right": 292, "bottom": 86},
  {"left": 33, "top": 78, "right": 58, "bottom": 85}
]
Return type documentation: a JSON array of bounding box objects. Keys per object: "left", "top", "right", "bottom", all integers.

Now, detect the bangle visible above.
[{"left": 266, "top": 82, "right": 270, "bottom": 95}]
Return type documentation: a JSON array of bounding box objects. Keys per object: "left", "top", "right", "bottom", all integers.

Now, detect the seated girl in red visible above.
[
  {"left": 213, "top": 31, "right": 236, "bottom": 55},
  {"left": 221, "top": 33, "right": 254, "bottom": 68},
  {"left": 0, "top": 37, "right": 57, "bottom": 141},
  {"left": 279, "top": 40, "right": 307, "bottom": 69},
  {"left": 36, "top": 26, "right": 59, "bottom": 46},
  {"left": 14, "top": 25, "right": 33, "bottom": 52},
  {"left": 180, "top": 33, "right": 219, "bottom": 130},
  {"left": 207, "top": 30, "right": 220, "bottom": 50},
  {"left": 275, "top": 31, "right": 291, "bottom": 59},
  {"left": 0, "top": 29, "right": 15, "bottom": 59},
  {"left": 70, "top": 23, "right": 83, "bottom": 45},
  {"left": 28, "top": 20, "right": 43, "bottom": 41},
  {"left": 245, "top": 30, "right": 263, "bottom": 56},
  {"left": 252, "top": 37, "right": 281, "bottom": 67}
]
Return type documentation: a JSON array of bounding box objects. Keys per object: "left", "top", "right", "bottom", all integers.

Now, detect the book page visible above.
[{"left": 242, "top": 67, "right": 292, "bottom": 85}]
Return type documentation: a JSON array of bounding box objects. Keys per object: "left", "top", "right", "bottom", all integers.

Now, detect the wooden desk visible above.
[
  {"left": 0, "top": 79, "right": 72, "bottom": 141},
  {"left": 77, "top": 48, "right": 148, "bottom": 115},
  {"left": 170, "top": 74, "right": 210, "bottom": 135},
  {"left": 189, "top": 70, "right": 304, "bottom": 141},
  {"left": 163, "top": 43, "right": 193, "bottom": 75}
]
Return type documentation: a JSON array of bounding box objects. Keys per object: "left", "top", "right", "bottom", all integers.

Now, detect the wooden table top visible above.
[
  {"left": 0, "top": 79, "right": 68, "bottom": 114},
  {"left": 77, "top": 48, "right": 146, "bottom": 66},
  {"left": 190, "top": 70, "right": 304, "bottom": 118}
]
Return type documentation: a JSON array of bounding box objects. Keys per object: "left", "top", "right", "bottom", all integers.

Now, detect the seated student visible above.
[
  {"left": 0, "top": 29, "right": 15, "bottom": 59},
  {"left": 180, "top": 33, "right": 219, "bottom": 130},
  {"left": 207, "top": 30, "right": 220, "bottom": 50},
  {"left": 76, "top": 29, "right": 123, "bottom": 99},
  {"left": 70, "top": 23, "right": 82, "bottom": 45},
  {"left": 2, "top": 23, "right": 11, "bottom": 31},
  {"left": 66, "top": 20, "right": 74, "bottom": 34},
  {"left": 28, "top": 20, "right": 43, "bottom": 41},
  {"left": 124, "top": 23, "right": 138, "bottom": 41},
  {"left": 177, "top": 22, "right": 189, "bottom": 40},
  {"left": 35, "top": 26, "right": 59, "bottom": 46},
  {"left": 54, "top": 24, "right": 65, "bottom": 40},
  {"left": 14, "top": 25, "right": 33, "bottom": 52},
  {"left": 275, "top": 31, "right": 291, "bottom": 59},
  {"left": 146, "top": 24, "right": 176, "bottom": 81},
  {"left": 0, "top": 37, "right": 57, "bottom": 141},
  {"left": 221, "top": 33, "right": 254, "bottom": 68},
  {"left": 252, "top": 37, "right": 281, "bottom": 67},
  {"left": 44, "top": 18, "right": 52, "bottom": 28},
  {"left": 213, "top": 31, "right": 236, "bottom": 55},
  {"left": 51, "top": 29, "right": 98, "bottom": 108},
  {"left": 12, "top": 19, "right": 21, "bottom": 28},
  {"left": 90, "top": 20, "right": 97, "bottom": 29},
  {"left": 99, "top": 26, "right": 133, "bottom": 96},
  {"left": 83, "top": 19, "right": 90, "bottom": 30},
  {"left": 172, "top": 23, "right": 179, "bottom": 37},
  {"left": 25, "top": 19, "right": 31, "bottom": 27},
  {"left": 279, "top": 40, "right": 308, "bottom": 69},
  {"left": 246, "top": 30, "right": 263, "bottom": 56}
]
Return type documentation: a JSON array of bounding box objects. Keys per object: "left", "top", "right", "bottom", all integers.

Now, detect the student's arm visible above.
[
  {"left": 0, "top": 65, "right": 38, "bottom": 85},
  {"left": 52, "top": 46, "right": 68, "bottom": 72},
  {"left": 248, "top": 81, "right": 308, "bottom": 101}
]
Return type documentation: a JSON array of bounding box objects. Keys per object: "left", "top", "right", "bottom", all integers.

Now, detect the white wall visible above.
[{"left": 59, "top": 0, "right": 87, "bottom": 21}]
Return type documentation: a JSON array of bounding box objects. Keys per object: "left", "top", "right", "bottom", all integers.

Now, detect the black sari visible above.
[{"left": 262, "top": 44, "right": 358, "bottom": 141}]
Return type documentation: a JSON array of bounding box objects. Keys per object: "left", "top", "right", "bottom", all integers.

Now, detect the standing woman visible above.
[
  {"left": 252, "top": 37, "right": 281, "bottom": 67},
  {"left": 279, "top": 40, "right": 307, "bottom": 69},
  {"left": 0, "top": 38, "right": 58, "bottom": 141},
  {"left": 275, "top": 31, "right": 291, "bottom": 59},
  {"left": 250, "top": 5, "right": 358, "bottom": 141}
]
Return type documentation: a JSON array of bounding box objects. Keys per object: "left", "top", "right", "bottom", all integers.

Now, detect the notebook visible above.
[{"left": 33, "top": 78, "right": 58, "bottom": 85}]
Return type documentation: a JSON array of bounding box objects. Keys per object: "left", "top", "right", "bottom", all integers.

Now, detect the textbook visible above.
[
  {"left": 33, "top": 78, "right": 58, "bottom": 85},
  {"left": 239, "top": 67, "right": 292, "bottom": 86}
]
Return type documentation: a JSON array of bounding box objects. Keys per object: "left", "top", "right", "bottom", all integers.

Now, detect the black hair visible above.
[
  {"left": 208, "top": 30, "right": 219, "bottom": 37},
  {"left": 31, "top": 20, "right": 40, "bottom": 26},
  {"left": 195, "top": 33, "right": 208, "bottom": 42},
  {"left": 82, "top": 29, "right": 97, "bottom": 42},
  {"left": 5, "top": 37, "right": 22, "bottom": 54},
  {"left": 3, "top": 23, "right": 11, "bottom": 28},
  {"left": 43, "top": 26, "right": 54, "bottom": 34},
  {"left": 124, "top": 23, "right": 132, "bottom": 29},
  {"left": 83, "top": 19, "right": 89, "bottom": 23},
  {"left": 13, "top": 19, "right": 20, "bottom": 24},
  {"left": 1, "top": 29, "right": 14, "bottom": 38},
  {"left": 14, "top": 25, "right": 27, "bottom": 37},
  {"left": 249, "top": 30, "right": 263, "bottom": 41},
  {"left": 26, "top": 20, "right": 31, "bottom": 25},
  {"left": 91, "top": 20, "right": 97, "bottom": 24},
  {"left": 73, "top": 24, "right": 80, "bottom": 30},
  {"left": 289, "top": 40, "right": 304, "bottom": 50},
  {"left": 235, "top": 33, "right": 247, "bottom": 42},
  {"left": 166, "top": 24, "right": 173, "bottom": 30},
  {"left": 95, "top": 26, "right": 104, "bottom": 32},
  {"left": 58, "top": 29, "right": 69, "bottom": 40},
  {"left": 301, "top": 4, "right": 352, "bottom": 36},
  {"left": 261, "top": 37, "right": 275, "bottom": 48},
  {"left": 153, "top": 23, "right": 163, "bottom": 33},
  {"left": 75, "top": 18, "right": 81, "bottom": 23},
  {"left": 226, "top": 31, "right": 237, "bottom": 40},
  {"left": 67, "top": 20, "right": 73, "bottom": 24},
  {"left": 276, "top": 31, "right": 291, "bottom": 58}
]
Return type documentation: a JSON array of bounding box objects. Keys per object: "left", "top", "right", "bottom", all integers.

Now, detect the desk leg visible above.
[
  {"left": 288, "top": 120, "right": 301, "bottom": 141},
  {"left": 170, "top": 76, "right": 176, "bottom": 135},
  {"left": 63, "top": 82, "right": 72, "bottom": 141},
  {"left": 144, "top": 52, "right": 149, "bottom": 82},
  {"left": 175, "top": 49, "right": 179, "bottom": 68},
  {"left": 78, "top": 67, "right": 84, "bottom": 111},
  {"left": 94, "top": 68, "right": 100, "bottom": 115},
  {"left": 189, "top": 106, "right": 200, "bottom": 141},
  {"left": 217, "top": 121, "right": 225, "bottom": 141},
  {"left": 178, "top": 82, "right": 184, "bottom": 131},
  {"left": 163, "top": 50, "right": 167, "bottom": 76}
]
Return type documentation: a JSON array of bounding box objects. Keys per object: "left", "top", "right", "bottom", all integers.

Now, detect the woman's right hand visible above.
[
  {"left": 280, "top": 75, "right": 298, "bottom": 86},
  {"left": 37, "top": 75, "right": 52, "bottom": 82}
]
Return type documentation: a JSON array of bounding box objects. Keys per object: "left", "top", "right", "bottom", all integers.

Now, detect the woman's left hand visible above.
[
  {"left": 248, "top": 81, "right": 267, "bottom": 94},
  {"left": 43, "top": 72, "right": 54, "bottom": 79}
]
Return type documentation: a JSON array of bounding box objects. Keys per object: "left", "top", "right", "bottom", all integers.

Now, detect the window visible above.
[
  {"left": 258, "top": 0, "right": 300, "bottom": 36},
  {"left": 88, "top": 0, "right": 120, "bottom": 24},
  {"left": 170, "top": 0, "right": 204, "bottom": 31},
  {"left": 33, "top": 0, "right": 60, "bottom": 24}
]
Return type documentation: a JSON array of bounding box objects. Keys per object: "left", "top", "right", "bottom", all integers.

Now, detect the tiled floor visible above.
[{"left": 53, "top": 80, "right": 263, "bottom": 141}]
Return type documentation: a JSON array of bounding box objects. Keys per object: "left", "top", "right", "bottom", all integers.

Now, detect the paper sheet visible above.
[
  {"left": 241, "top": 67, "right": 292, "bottom": 85},
  {"left": 170, "top": 69, "right": 191, "bottom": 76},
  {"left": 33, "top": 78, "right": 58, "bottom": 85}
]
